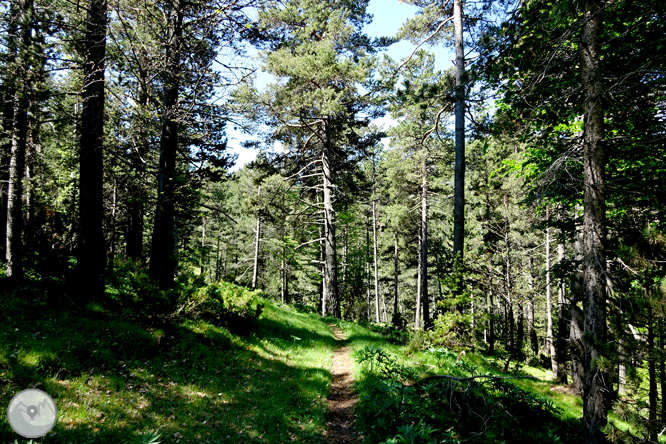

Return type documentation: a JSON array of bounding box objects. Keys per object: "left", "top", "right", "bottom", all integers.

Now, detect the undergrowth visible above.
[{"left": 354, "top": 345, "right": 583, "bottom": 444}]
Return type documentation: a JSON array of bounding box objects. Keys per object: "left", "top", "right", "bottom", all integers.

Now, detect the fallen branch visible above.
[{"left": 419, "top": 374, "right": 536, "bottom": 385}]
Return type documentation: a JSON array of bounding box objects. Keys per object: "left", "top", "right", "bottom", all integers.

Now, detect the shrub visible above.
[
  {"left": 108, "top": 259, "right": 180, "bottom": 315},
  {"left": 178, "top": 281, "right": 263, "bottom": 332}
]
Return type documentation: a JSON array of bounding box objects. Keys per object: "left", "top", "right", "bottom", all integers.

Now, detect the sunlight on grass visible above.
[{"left": 0, "top": 293, "right": 335, "bottom": 444}]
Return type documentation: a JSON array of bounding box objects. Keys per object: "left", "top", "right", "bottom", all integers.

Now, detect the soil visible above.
[{"left": 324, "top": 324, "right": 359, "bottom": 443}]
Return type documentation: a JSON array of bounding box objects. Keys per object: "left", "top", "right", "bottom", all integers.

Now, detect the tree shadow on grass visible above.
[{"left": 0, "top": 286, "right": 334, "bottom": 444}]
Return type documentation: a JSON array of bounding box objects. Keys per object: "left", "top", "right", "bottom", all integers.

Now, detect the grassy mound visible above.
[{"left": 0, "top": 279, "right": 336, "bottom": 444}]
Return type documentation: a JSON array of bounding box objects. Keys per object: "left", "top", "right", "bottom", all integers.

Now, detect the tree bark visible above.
[
  {"left": 77, "top": 0, "right": 107, "bottom": 296},
  {"left": 570, "top": 209, "right": 585, "bottom": 396},
  {"left": 648, "top": 321, "right": 657, "bottom": 443},
  {"left": 0, "top": 1, "right": 19, "bottom": 263},
  {"left": 393, "top": 228, "right": 399, "bottom": 323},
  {"left": 252, "top": 186, "right": 261, "bottom": 290},
  {"left": 372, "top": 201, "right": 380, "bottom": 322},
  {"left": 321, "top": 121, "right": 339, "bottom": 318},
  {"left": 149, "top": 0, "right": 183, "bottom": 290},
  {"left": 556, "top": 231, "right": 568, "bottom": 383},
  {"left": 6, "top": 0, "right": 35, "bottom": 280},
  {"left": 420, "top": 156, "right": 430, "bottom": 329},
  {"left": 488, "top": 288, "right": 495, "bottom": 354},
  {"left": 452, "top": 0, "right": 465, "bottom": 260},
  {"left": 528, "top": 256, "right": 538, "bottom": 355},
  {"left": 126, "top": 73, "right": 149, "bottom": 260},
  {"left": 581, "top": 1, "right": 609, "bottom": 441},
  {"left": 546, "top": 222, "right": 559, "bottom": 380}
]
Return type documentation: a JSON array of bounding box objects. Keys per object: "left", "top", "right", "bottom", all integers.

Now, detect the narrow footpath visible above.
[{"left": 325, "top": 324, "right": 359, "bottom": 443}]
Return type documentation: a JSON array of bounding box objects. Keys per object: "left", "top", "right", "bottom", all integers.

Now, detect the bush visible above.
[
  {"left": 108, "top": 259, "right": 180, "bottom": 315},
  {"left": 178, "top": 281, "right": 263, "bottom": 332}
]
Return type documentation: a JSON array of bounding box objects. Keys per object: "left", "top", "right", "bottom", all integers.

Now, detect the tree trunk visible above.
[
  {"left": 321, "top": 121, "right": 339, "bottom": 318},
  {"left": 570, "top": 212, "right": 585, "bottom": 396},
  {"left": 150, "top": 0, "right": 183, "bottom": 290},
  {"left": 372, "top": 199, "right": 379, "bottom": 323},
  {"left": 557, "top": 232, "right": 569, "bottom": 383},
  {"left": 488, "top": 288, "right": 495, "bottom": 354},
  {"left": 415, "top": 232, "right": 422, "bottom": 330},
  {"left": 659, "top": 318, "right": 666, "bottom": 427},
  {"left": 6, "top": 0, "right": 35, "bottom": 280},
  {"left": 420, "top": 157, "right": 430, "bottom": 329},
  {"left": 452, "top": 0, "right": 465, "bottom": 260},
  {"left": 6, "top": 95, "right": 28, "bottom": 280},
  {"left": 648, "top": 321, "right": 657, "bottom": 443},
  {"left": 516, "top": 302, "right": 524, "bottom": 356},
  {"left": 546, "top": 222, "right": 559, "bottom": 380},
  {"left": 252, "top": 186, "right": 261, "bottom": 290},
  {"left": 0, "top": 2, "right": 19, "bottom": 263},
  {"left": 78, "top": 0, "right": 107, "bottom": 296},
  {"left": 126, "top": 75, "right": 148, "bottom": 260},
  {"left": 528, "top": 256, "right": 538, "bottom": 355},
  {"left": 393, "top": 228, "right": 399, "bottom": 323},
  {"left": 581, "top": 1, "right": 609, "bottom": 441}
]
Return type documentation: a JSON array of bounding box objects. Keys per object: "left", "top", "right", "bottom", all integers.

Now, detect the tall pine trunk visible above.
[
  {"left": 1, "top": 1, "right": 19, "bottom": 264},
  {"left": 556, "top": 229, "right": 568, "bottom": 383},
  {"left": 6, "top": 0, "right": 34, "bottom": 280},
  {"left": 420, "top": 156, "right": 429, "bottom": 328},
  {"left": 321, "top": 121, "right": 339, "bottom": 318},
  {"left": 252, "top": 186, "right": 261, "bottom": 290},
  {"left": 528, "top": 256, "right": 538, "bottom": 355},
  {"left": 150, "top": 0, "right": 183, "bottom": 290},
  {"left": 452, "top": 0, "right": 465, "bottom": 260},
  {"left": 78, "top": 0, "right": 107, "bottom": 296},
  {"left": 372, "top": 199, "right": 380, "bottom": 323},
  {"left": 546, "top": 222, "right": 558, "bottom": 379},
  {"left": 126, "top": 74, "right": 149, "bottom": 260},
  {"left": 393, "top": 228, "right": 400, "bottom": 324},
  {"left": 581, "top": 1, "right": 609, "bottom": 441},
  {"left": 570, "top": 219, "right": 586, "bottom": 396}
]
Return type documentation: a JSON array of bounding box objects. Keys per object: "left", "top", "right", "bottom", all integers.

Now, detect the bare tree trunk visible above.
[
  {"left": 546, "top": 221, "right": 558, "bottom": 380},
  {"left": 6, "top": 96, "right": 27, "bottom": 280},
  {"left": 415, "top": 230, "right": 422, "bottom": 330},
  {"left": 581, "top": 1, "right": 609, "bottom": 440},
  {"left": 126, "top": 73, "right": 148, "bottom": 260},
  {"left": 372, "top": 200, "right": 380, "bottom": 323},
  {"left": 6, "top": 0, "right": 35, "bottom": 280},
  {"left": 516, "top": 302, "right": 524, "bottom": 356},
  {"left": 322, "top": 121, "right": 339, "bottom": 318},
  {"left": 0, "top": 2, "right": 19, "bottom": 263},
  {"left": 570, "top": 211, "right": 585, "bottom": 396},
  {"left": 648, "top": 321, "right": 658, "bottom": 443},
  {"left": 659, "top": 318, "right": 666, "bottom": 427},
  {"left": 452, "top": 0, "right": 465, "bottom": 260},
  {"left": 150, "top": 0, "right": 183, "bottom": 290},
  {"left": 393, "top": 228, "right": 399, "bottom": 323},
  {"left": 77, "top": 0, "right": 107, "bottom": 296},
  {"left": 420, "top": 157, "right": 430, "bottom": 328},
  {"left": 252, "top": 186, "right": 261, "bottom": 290},
  {"left": 557, "top": 232, "right": 568, "bottom": 383},
  {"left": 488, "top": 288, "right": 495, "bottom": 353},
  {"left": 528, "top": 256, "right": 538, "bottom": 355}
]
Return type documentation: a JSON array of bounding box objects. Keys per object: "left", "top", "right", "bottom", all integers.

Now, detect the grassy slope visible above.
[{"left": 0, "top": 285, "right": 336, "bottom": 444}]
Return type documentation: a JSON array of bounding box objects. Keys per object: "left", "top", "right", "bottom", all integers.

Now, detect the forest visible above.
[{"left": 1, "top": 0, "right": 665, "bottom": 443}]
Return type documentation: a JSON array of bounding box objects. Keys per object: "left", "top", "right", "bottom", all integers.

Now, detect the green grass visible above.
[{"left": 0, "top": 281, "right": 337, "bottom": 444}]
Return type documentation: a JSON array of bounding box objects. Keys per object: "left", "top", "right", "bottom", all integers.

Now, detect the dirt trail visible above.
[{"left": 324, "top": 324, "right": 359, "bottom": 443}]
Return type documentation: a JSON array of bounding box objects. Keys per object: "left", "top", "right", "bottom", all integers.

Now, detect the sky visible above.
[{"left": 227, "top": 0, "right": 455, "bottom": 169}]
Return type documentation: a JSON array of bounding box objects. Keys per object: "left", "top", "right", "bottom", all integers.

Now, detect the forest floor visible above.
[
  {"left": 0, "top": 278, "right": 654, "bottom": 443},
  {"left": 324, "top": 324, "right": 359, "bottom": 443}
]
